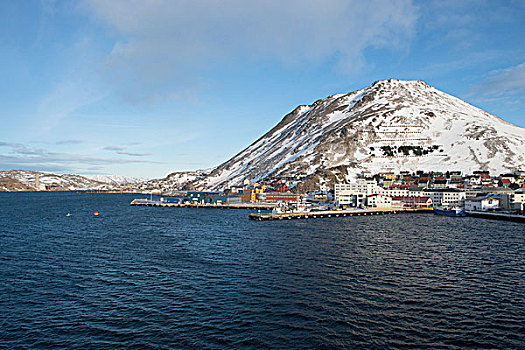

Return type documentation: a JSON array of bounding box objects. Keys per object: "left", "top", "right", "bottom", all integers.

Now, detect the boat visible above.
[
  {"left": 433, "top": 205, "right": 466, "bottom": 217},
  {"left": 272, "top": 206, "right": 285, "bottom": 214}
]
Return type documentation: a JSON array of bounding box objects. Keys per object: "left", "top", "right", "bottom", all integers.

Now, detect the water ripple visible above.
[{"left": 1, "top": 192, "right": 524, "bottom": 348}]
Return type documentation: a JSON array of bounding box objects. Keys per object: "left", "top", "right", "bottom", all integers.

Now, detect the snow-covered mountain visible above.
[
  {"left": 0, "top": 170, "right": 105, "bottom": 191},
  {"left": 138, "top": 170, "right": 212, "bottom": 192},
  {"left": 83, "top": 174, "right": 146, "bottom": 186},
  {"left": 195, "top": 79, "right": 525, "bottom": 191}
]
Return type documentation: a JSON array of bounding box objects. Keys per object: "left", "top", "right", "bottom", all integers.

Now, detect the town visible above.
[{"left": 131, "top": 170, "right": 525, "bottom": 218}]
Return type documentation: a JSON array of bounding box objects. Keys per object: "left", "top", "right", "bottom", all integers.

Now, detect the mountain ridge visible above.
[
  {"left": 0, "top": 170, "right": 106, "bottom": 191},
  {"left": 192, "top": 79, "right": 525, "bottom": 191}
]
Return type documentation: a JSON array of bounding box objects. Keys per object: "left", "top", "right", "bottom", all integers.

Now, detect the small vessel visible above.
[
  {"left": 272, "top": 207, "right": 284, "bottom": 213},
  {"left": 434, "top": 205, "right": 466, "bottom": 217},
  {"left": 66, "top": 213, "right": 72, "bottom": 217}
]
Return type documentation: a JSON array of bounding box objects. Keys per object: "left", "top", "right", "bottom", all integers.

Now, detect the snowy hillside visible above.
[
  {"left": 0, "top": 170, "right": 105, "bottom": 191},
  {"left": 84, "top": 174, "right": 146, "bottom": 186},
  {"left": 195, "top": 79, "right": 525, "bottom": 190},
  {"left": 138, "top": 170, "right": 212, "bottom": 192}
]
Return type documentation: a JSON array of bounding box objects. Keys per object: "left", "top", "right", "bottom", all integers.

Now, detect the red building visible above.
[
  {"left": 392, "top": 196, "right": 432, "bottom": 208},
  {"left": 259, "top": 192, "right": 300, "bottom": 202}
]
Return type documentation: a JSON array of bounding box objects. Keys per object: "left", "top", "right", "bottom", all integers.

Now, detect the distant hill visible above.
[
  {"left": 83, "top": 174, "right": 146, "bottom": 186},
  {"left": 0, "top": 170, "right": 105, "bottom": 192}
]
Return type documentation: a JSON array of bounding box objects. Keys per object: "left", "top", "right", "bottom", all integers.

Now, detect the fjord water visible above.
[{"left": 1, "top": 192, "right": 524, "bottom": 349}]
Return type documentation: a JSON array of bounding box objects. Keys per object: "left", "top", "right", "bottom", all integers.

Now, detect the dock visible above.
[
  {"left": 84, "top": 190, "right": 142, "bottom": 194},
  {"left": 249, "top": 208, "right": 433, "bottom": 220},
  {"left": 130, "top": 199, "right": 277, "bottom": 210},
  {"left": 466, "top": 211, "right": 525, "bottom": 223}
]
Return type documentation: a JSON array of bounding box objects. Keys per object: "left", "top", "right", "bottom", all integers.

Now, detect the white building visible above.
[
  {"left": 465, "top": 196, "right": 500, "bottom": 211},
  {"left": 366, "top": 194, "right": 392, "bottom": 208},
  {"left": 379, "top": 187, "right": 410, "bottom": 198},
  {"left": 335, "top": 180, "right": 380, "bottom": 207},
  {"left": 424, "top": 189, "right": 466, "bottom": 208},
  {"left": 335, "top": 182, "right": 467, "bottom": 209}
]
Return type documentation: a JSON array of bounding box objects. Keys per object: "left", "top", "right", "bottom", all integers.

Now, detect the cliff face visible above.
[{"left": 194, "top": 79, "right": 525, "bottom": 190}]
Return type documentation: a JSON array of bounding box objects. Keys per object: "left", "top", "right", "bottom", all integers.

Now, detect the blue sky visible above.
[{"left": 1, "top": 0, "right": 524, "bottom": 178}]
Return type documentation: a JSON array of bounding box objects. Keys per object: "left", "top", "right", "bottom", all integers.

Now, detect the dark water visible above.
[{"left": 1, "top": 192, "right": 524, "bottom": 349}]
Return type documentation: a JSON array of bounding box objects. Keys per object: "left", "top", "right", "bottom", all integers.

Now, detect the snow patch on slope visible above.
[{"left": 194, "top": 79, "right": 525, "bottom": 190}]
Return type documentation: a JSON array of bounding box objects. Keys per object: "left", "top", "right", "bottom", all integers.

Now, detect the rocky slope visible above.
[
  {"left": 194, "top": 79, "right": 525, "bottom": 191},
  {"left": 0, "top": 169, "right": 207, "bottom": 193},
  {"left": 137, "top": 170, "right": 211, "bottom": 192},
  {"left": 83, "top": 174, "right": 146, "bottom": 186},
  {"left": 0, "top": 170, "right": 105, "bottom": 191}
]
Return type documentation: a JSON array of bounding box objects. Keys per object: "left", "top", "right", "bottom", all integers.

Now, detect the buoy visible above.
[
  {"left": 94, "top": 211, "right": 100, "bottom": 216},
  {"left": 66, "top": 213, "right": 72, "bottom": 217}
]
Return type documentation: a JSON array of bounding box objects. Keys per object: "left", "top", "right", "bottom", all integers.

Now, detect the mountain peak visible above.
[
  {"left": 371, "top": 78, "right": 428, "bottom": 88},
  {"left": 193, "top": 80, "right": 525, "bottom": 191}
]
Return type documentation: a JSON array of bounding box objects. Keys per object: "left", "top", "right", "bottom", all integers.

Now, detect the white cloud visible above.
[
  {"left": 103, "top": 145, "right": 151, "bottom": 156},
  {"left": 36, "top": 80, "right": 104, "bottom": 132},
  {"left": 31, "top": 37, "right": 109, "bottom": 135},
  {"left": 0, "top": 141, "right": 158, "bottom": 174},
  {"left": 468, "top": 62, "right": 525, "bottom": 103},
  {"left": 82, "top": 0, "right": 418, "bottom": 100},
  {"left": 480, "top": 63, "right": 525, "bottom": 95}
]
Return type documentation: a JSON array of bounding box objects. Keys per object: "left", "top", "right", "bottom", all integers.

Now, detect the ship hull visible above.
[{"left": 434, "top": 208, "right": 466, "bottom": 217}]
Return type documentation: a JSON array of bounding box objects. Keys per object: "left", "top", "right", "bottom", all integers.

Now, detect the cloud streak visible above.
[
  {"left": 104, "top": 145, "right": 151, "bottom": 156},
  {"left": 0, "top": 142, "right": 159, "bottom": 174},
  {"left": 116, "top": 151, "right": 151, "bottom": 157},
  {"left": 467, "top": 62, "right": 525, "bottom": 104},
  {"left": 36, "top": 79, "right": 105, "bottom": 133},
  {"left": 83, "top": 0, "right": 418, "bottom": 101},
  {"left": 478, "top": 63, "right": 525, "bottom": 95},
  {"left": 103, "top": 146, "right": 126, "bottom": 151},
  {"left": 55, "top": 139, "right": 83, "bottom": 145}
]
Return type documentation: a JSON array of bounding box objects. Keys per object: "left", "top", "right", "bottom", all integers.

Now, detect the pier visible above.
[
  {"left": 249, "top": 208, "right": 433, "bottom": 221},
  {"left": 466, "top": 211, "right": 525, "bottom": 223},
  {"left": 130, "top": 199, "right": 277, "bottom": 210}
]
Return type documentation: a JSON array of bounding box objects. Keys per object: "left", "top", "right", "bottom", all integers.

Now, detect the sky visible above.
[{"left": 0, "top": 0, "right": 524, "bottom": 179}]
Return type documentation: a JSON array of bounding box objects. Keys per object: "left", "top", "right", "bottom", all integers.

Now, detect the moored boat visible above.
[{"left": 434, "top": 206, "right": 466, "bottom": 217}]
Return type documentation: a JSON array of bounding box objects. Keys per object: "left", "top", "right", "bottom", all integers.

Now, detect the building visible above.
[
  {"left": 463, "top": 188, "right": 483, "bottom": 199},
  {"left": 500, "top": 189, "right": 525, "bottom": 212},
  {"left": 334, "top": 180, "right": 380, "bottom": 207},
  {"left": 210, "top": 196, "right": 228, "bottom": 204},
  {"left": 392, "top": 196, "right": 432, "bottom": 208},
  {"left": 432, "top": 179, "right": 448, "bottom": 188},
  {"left": 425, "top": 188, "right": 466, "bottom": 208},
  {"left": 234, "top": 191, "right": 253, "bottom": 203},
  {"left": 313, "top": 193, "right": 328, "bottom": 201},
  {"left": 379, "top": 172, "right": 396, "bottom": 180},
  {"left": 258, "top": 192, "right": 300, "bottom": 203},
  {"left": 465, "top": 195, "right": 500, "bottom": 211},
  {"left": 498, "top": 178, "right": 512, "bottom": 188},
  {"left": 466, "top": 175, "right": 482, "bottom": 186},
  {"left": 226, "top": 196, "right": 243, "bottom": 204},
  {"left": 228, "top": 186, "right": 244, "bottom": 193},
  {"left": 380, "top": 186, "right": 411, "bottom": 198},
  {"left": 366, "top": 194, "right": 392, "bottom": 208},
  {"left": 186, "top": 191, "right": 219, "bottom": 203}
]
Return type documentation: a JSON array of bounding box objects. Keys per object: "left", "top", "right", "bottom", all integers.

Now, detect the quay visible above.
[
  {"left": 466, "top": 211, "right": 525, "bottom": 223},
  {"left": 130, "top": 198, "right": 277, "bottom": 210},
  {"left": 249, "top": 208, "right": 433, "bottom": 221},
  {"left": 84, "top": 190, "right": 142, "bottom": 194}
]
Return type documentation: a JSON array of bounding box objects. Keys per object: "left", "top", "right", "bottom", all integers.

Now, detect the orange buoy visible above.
[
  {"left": 66, "top": 213, "right": 72, "bottom": 217},
  {"left": 94, "top": 211, "right": 100, "bottom": 216}
]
